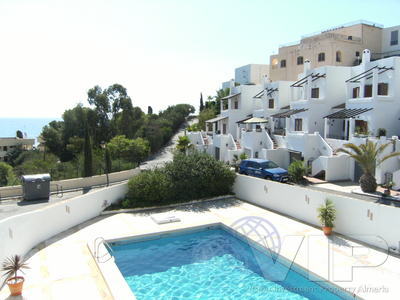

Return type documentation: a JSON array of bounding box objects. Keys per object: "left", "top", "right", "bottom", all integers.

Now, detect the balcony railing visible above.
[{"left": 273, "top": 128, "right": 285, "bottom": 136}]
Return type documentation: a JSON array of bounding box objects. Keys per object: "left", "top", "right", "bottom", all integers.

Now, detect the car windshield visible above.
[{"left": 260, "top": 161, "right": 278, "bottom": 169}]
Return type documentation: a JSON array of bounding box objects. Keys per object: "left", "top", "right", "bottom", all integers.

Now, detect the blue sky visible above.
[{"left": 1, "top": 0, "right": 399, "bottom": 117}]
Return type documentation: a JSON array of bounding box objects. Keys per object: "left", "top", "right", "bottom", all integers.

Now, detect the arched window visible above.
[
  {"left": 336, "top": 51, "right": 342, "bottom": 62},
  {"left": 318, "top": 52, "right": 325, "bottom": 62},
  {"left": 297, "top": 56, "right": 304, "bottom": 65}
]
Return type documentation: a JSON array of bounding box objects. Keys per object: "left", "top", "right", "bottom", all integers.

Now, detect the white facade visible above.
[
  {"left": 0, "top": 137, "right": 34, "bottom": 161},
  {"left": 234, "top": 64, "right": 269, "bottom": 85}
]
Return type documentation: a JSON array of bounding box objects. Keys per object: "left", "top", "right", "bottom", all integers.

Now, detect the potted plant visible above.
[
  {"left": 317, "top": 199, "right": 336, "bottom": 236},
  {"left": 1, "top": 255, "right": 29, "bottom": 296},
  {"left": 382, "top": 181, "right": 394, "bottom": 196}
]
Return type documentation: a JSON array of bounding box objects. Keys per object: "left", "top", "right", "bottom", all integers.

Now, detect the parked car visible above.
[{"left": 239, "top": 159, "right": 288, "bottom": 182}]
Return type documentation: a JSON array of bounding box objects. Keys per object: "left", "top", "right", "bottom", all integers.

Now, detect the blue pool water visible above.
[{"left": 111, "top": 227, "right": 351, "bottom": 300}]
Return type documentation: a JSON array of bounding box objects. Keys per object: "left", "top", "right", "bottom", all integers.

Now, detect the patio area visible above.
[{"left": 1, "top": 198, "right": 399, "bottom": 300}]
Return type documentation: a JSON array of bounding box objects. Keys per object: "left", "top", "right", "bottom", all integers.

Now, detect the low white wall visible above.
[
  {"left": 0, "top": 168, "right": 139, "bottom": 199},
  {"left": 263, "top": 148, "right": 290, "bottom": 169},
  {"left": 0, "top": 183, "right": 128, "bottom": 271},
  {"left": 234, "top": 174, "right": 400, "bottom": 251}
]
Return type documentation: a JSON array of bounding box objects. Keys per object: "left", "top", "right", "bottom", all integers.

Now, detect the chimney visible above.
[
  {"left": 304, "top": 59, "right": 311, "bottom": 73},
  {"left": 263, "top": 75, "right": 269, "bottom": 88},
  {"left": 362, "top": 49, "right": 371, "bottom": 65}
]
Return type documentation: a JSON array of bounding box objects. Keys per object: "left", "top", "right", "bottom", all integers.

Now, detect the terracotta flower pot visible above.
[
  {"left": 322, "top": 226, "right": 333, "bottom": 236},
  {"left": 7, "top": 276, "right": 24, "bottom": 296}
]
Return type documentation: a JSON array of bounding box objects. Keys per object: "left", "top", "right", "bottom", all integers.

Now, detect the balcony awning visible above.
[
  {"left": 345, "top": 66, "right": 393, "bottom": 83},
  {"left": 238, "top": 117, "right": 268, "bottom": 124},
  {"left": 271, "top": 108, "right": 308, "bottom": 118},
  {"left": 332, "top": 103, "right": 345, "bottom": 109},
  {"left": 205, "top": 116, "right": 228, "bottom": 123},
  {"left": 221, "top": 93, "right": 241, "bottom": 100},
  {"left": 323, "top": 108, "right": 373, "bottom": 119},
  {"left": 236, "top": 115, "right": 253, "bottom": 124},
  {"left": 253, "top": 90, "right": 265, "bottom": 98},
  {"left": 291, "top": 73, "right": 326, "bottom": 87}
]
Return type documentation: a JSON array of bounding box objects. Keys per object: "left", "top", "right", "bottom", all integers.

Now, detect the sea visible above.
[{"left": 0, "top": 118, "right": 59, "bottom": 143}]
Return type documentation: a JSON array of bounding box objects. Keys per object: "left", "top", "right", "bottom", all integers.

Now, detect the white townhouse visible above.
[
  {"left": 235, "top": 78, "right": 294, "bottom": 159},
  {"left": 188, "top": 79, "right": 262, "bottom": 162},
  {"left": 324, "top": 49, "right": 400, "bottom": 145},
  {"left": 260, "top": 61, "right": 352, "bottom": 170},
  {"left": 310, "top": 50, "right": 400, "bottom": 183}
]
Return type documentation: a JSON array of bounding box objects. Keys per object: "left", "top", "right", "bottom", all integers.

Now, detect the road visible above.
[
  {"left": 0, "top": 120, "right": 193, "bottom": 220},
  {"left": 139, "top": 119, "right": 194, "bottom": 170}
]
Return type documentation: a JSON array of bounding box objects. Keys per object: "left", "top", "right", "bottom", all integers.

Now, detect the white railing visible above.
[{"left": 316, "top": 133, "right": 333, "bottom": 156}]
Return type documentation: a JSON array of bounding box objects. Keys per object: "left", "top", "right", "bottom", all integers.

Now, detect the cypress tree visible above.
[
  {"left": 105, "top": 147, "right": 112, "bottom": 174},
  {"left": 147, "top": 106, "right": 153, "bottom": 115},
  {"left": 199, "top": 93, "right": 204, "bottom": 112},
  {"left": 83, "top": 126, "right": 93, "bottom": 177}
]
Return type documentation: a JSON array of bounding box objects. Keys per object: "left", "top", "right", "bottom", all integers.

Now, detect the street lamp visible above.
[{"left": 100, "top": 141, "right": 110, "bottom": 187}]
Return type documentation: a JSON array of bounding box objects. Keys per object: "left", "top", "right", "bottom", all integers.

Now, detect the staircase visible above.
[
  {"left": 235, "top": 140, "right": 241, "bottom": 150},
  {"left": 270, "top": 135, "right": 278, "bottom": 149},
  {"left": 201, "top": 132, "right": 209, "bottom": 145}
]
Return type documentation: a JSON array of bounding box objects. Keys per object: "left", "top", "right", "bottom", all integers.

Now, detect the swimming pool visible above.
[{"left": 110, "top": 226, "right": 353, "bottom": 300}]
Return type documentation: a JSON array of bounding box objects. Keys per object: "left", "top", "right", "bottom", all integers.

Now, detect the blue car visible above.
[{"left": 239, "top": 159, "right": 289, "bottom": 182}]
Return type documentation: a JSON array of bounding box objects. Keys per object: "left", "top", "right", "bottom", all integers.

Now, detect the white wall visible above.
[
  {"left": 234, "top": 174, "right": 400, "bottom": 251},
  {"left": 0, "top": 168, "right": 140, "bottom": 199},
  {"left": 263, "top": 148, "right": 290, "bottom": 168},
  {"left": 0, "top": 183, "right": 128, "bottom": 279}
]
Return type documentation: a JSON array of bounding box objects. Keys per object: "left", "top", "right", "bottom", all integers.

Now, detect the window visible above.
[
  {"left": 222, "top": 100, "right": 228, "bottom": 110},
  {"left": 355, "top": 51, "right": 360, "bottom": 57},
  {"left": 311, "top": 88, "right": 319, "bottom": 98},
  {"left": 268, "top": 99, "right": 274, "bottom": 109},
  {"left": 336, "top": 51, "right": 342, "bottom": 63},
  {"left": 364, "top": 84, "right": 372, "bottom": 97},
  {"left": 234, "top": 100, "right": 239, "bottom": 109},
  {"left": 260, "top": 161, "right": 279, "bottom": 169},
  {"left": 297, "top": 56, "right": 304, "bottom": 65},
  {"left": 3, "top": 146, "right": 7, "bottom": 151},
  {"left": 390, "top": 30, "right": 398, "bottom": 46},
  {"left": 378, "top": 83, "right": 389, "bottom": 96},
  {"left": 352, "top": 87, "right": 360, "bottom": 98},
  {"left": 318, "top": 52, "right": 325, "bottom": 62},
  {"left": 294, "top": 119, "right": 303, "bottom": 131},
  {"left": 280, "top": 59, "right": 286, "bottom": 68}
]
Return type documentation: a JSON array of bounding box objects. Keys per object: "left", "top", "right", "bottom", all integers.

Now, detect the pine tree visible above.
[
  {"left": 83, "top": 125, "right": 93, "bottom": 177},
  {"left": 199, "top": 93, "right": 204, "bottom": 112}
]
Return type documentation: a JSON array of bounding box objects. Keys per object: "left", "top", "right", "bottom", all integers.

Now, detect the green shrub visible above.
[
  {"left": 123, "top": 169, "right": 171, "bottom": 207},
  {"left": 288, "top": 160, "right": 308, "bottom": 183},
  {"left": 123, "top": 151, "right": 236, "bottom": 208}
]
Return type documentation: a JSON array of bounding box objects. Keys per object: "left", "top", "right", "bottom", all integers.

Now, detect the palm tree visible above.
[
  {"left": 337, "top": 141, "right": 400, "bottom": 193},
  {"left": 176, "top": 136, "right": 193, "bottom": 154}
]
